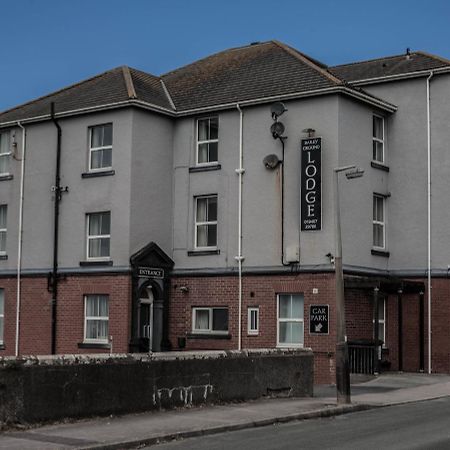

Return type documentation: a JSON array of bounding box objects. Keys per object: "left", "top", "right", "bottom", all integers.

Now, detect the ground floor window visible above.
[
  {"left": 0, "top": 288, "right": 4, "bottom": 344},
  {"left": 192, "top": 307, "right": 228, "bottom": 334},
  {"left": 247, "top": 307, "right": 259, "bottom": 335},
  {"left": 84, "top": 294, "right": 109, "bottom": 343},
  {"left": 277, "top": 294, "right": 304, "bottom": 347}
]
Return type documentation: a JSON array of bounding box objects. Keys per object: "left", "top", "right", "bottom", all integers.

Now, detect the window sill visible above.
[
  {"left": 371, "top": 249, "right": 390, "bottom": 257},
  {"left": 82, "top": 169, "right": 115, "bottom": 178},
  {"left": 0, "top": 255, "right": 7, "bottom": 261},
  {"left": 187, "top": 333, "right": 231, "bottom": 340},
  {"left": 80, "top": 260, "right": 113, "bottom": 267},
  {"left": 189, "top": 164, "right": 221, "bottom": 173},
  {"left": 188, "top": 249, "right": 220, "bottom": 256},
  {"left": 371, "top": 161, "right": 390, "bottom": 172},
  {"left": 0, "top": 174, "right": 13, "bottom": 181},
  {"left": 78, "top": 342, "right": 111, "bottom": 349}
]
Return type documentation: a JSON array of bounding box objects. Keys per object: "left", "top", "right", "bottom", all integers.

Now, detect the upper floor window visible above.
[
  {"left": 0, "top": 132, "right": 10, "bottom": 175},
  {"left": 197, "top": 117, "right": 218, "bottom": 165},
  {"left": 0, "top": 205, "right": 6, "bottom": 255},
  {"left": 84, "top": 294, "right": 109, "bottom": 343},
  {"left": 277, "top": 294, "right": 304, "bottom": 347},
  {"left": 0, "top": 289, "right": 3, "bottom": 345},
  {"left": 373, "top": 195, "right": 385, "bottom": 249},
  {"left": 195, "top": 195, "right": 217, "bottom": 249},
  {"left": 87, "top": 211, "right": 111, "bottom": 259},
  {"left": 372, "top": 115, "right": 385, "bottom": 163},
  {"left": 89, "top": 124, "right": 112, "bottom": 171},
  {"left": 192, "top": 307, "right": 228, "bottom": 334}
]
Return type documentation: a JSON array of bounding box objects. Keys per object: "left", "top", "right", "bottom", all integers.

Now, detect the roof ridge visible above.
[
  {"left": 414, "top": 50, "right": 450, "bottom": 66},
  {"left": 271, "top": 40, "right": 343, "bottom": 85},
  {"left": 161, "top": 41, "right": 273, "bottom": 78},
  {"left": 331, "top": 52, "right": 418, "bottom": 69},
  {"left": 122, "top": 66, "right": 137, "bottom": 99},
  {"left": 0, "top": 66, "right": 126, "bottom": 117}
]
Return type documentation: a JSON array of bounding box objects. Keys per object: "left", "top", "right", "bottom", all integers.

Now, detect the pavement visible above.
[{"left": 1, "top": 372, "right": 450, "bottom": 450}]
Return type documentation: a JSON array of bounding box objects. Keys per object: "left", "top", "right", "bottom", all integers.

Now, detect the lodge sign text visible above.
[{"left": 301, "top": 137, "right": 322, "bottom": 231}]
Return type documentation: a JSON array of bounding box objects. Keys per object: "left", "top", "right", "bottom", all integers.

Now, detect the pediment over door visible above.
[{"left": 130, "top": 242, "right": 174, "bottom": 270}]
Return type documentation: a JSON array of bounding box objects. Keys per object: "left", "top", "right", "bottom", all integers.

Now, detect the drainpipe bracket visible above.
[
  {"left": 235, "top": 168, "right": 245, "bottom": 175},
  {"left": 234, "top": 256, "right": 245, "bottom": 262}
]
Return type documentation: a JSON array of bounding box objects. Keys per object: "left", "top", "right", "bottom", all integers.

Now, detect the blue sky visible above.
[{"left": 2, "top": 0, "right": 450, "bottom": 112}]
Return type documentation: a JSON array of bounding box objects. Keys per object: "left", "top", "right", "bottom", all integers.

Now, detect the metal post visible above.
[
  {"left": 419, "top": 291, "right": 425, "bottom": 372},
  {"left": 397, "top": 289, "right": 403, "bottom": 372},
  {"left": 373, "top": 287, "right": 380, "bottom": 374},
  {"left": 334, "top": 168, "right": 351, "bottom": 405}
]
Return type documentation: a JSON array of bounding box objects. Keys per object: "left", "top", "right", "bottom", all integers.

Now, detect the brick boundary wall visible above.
[{"left": 0, "top": 349, "right": 313, "bottom": 426}]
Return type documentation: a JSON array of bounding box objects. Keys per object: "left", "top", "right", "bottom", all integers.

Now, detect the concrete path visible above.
[{"left": 1, "top": 373, "right": 449, "bottom": 450}]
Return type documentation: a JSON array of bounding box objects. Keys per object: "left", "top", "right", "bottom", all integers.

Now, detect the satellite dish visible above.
[
  {"left": 270, "top": 102, "right": 287, "bottom": 119},
  {"left": 270, "top": 121, "right": 285, "bottom": 139},
  {"left": 263, "top": 154, "right": 281, "bottom": 170}
]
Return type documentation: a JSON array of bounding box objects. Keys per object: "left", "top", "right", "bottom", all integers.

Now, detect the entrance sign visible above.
[
  {"left": 309, "top": 304, "right": 329, "bottom": 334},
  {"left": 137, "top": 267, "right": 164, "bottom": 279},
  {"left": 301, "top": 137, "right": 322, "bottom": 231}
]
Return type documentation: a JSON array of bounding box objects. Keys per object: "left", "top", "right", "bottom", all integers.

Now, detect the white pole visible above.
[
  {"left": 426, "top": 71, "right": 433, "bottom": 374},
  {"left": 15, "top": 122, "right": 26, "bottom": 357},
  {"left": 235, "top": 104, "right": 244, "bottom": 350}
]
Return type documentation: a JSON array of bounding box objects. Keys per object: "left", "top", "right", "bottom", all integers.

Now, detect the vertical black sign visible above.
[
  {"left": 309, "top": 305, "right": 329, "bottom": 334},
  {"left": 301, "top": 137, "right": 322, "bottom": 231}
]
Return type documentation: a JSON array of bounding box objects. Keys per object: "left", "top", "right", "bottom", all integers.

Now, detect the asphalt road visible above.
[{"left": 151, "top": 397, "right": 450, "bottom": 450}]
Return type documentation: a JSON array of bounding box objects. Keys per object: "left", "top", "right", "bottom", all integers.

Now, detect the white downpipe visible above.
[
  {"left": 235, "top": 104, "right": 244, "bottom": 350},
  {"left": 426, "top": 71, "right": 433, "bottom": 374},
  {"left": 15, "top": 122, "right": 26, "bottom": 357}
]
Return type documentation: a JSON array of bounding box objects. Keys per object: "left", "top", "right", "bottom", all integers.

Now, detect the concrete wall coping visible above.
[{"left": 0, "top": 348, "right": 313, "bottom": 367}]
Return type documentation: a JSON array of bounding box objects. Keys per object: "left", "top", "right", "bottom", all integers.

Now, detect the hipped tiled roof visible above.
[
  {"left": 4, "top": 42, "right": 443, "bottom": 125},
  {"left": 0, "top": 66, "right": 174, "bottom": 124},
  {"left": 330, "top": 51, "right": 450, "bottom": 83},
  {"left": 161, "top": 41, "right": 343, "bottom": 111}
]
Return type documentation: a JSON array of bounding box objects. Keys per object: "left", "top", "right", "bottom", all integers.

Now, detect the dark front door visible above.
[{"left": 139, "top": 300, "right": 153, "bottom": 352}]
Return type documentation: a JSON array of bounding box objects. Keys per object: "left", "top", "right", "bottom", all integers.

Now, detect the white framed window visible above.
[
  {"left": 373, "top": 297, "right": 386, "bottom": 346},
  {"left": 84, "top": 294, "right": 109, "bottom": 343},
  {"left": 195, "top": 195, "right": 217, "bottom": 249},
  {"left": 372, "top": 115, "right": 385, "bottom": 163},
  {"left": 373, "top": 195, "right": 385, "bottom": 249},
  {"left": 89, "top": 123, "right": 112, "bottom": 171},
  {"left": 277, "top": 294, "right": 304, "bottom": 347},
  {"left": 0, "top": 289, "right": 4, "bottom": 345},
  {"left": 196, "top": 117, "right": 218, "bottom": 165},
  {"left": 248, "top": 307, "right": 259, "bottom": 335},
  {"left": 192, "top": 307, "right": 228, "bottom": 334},
  {"left": 87, "top": 212, "right": 111, "bottom": 259},
  {"left": 0, "top": 131, "right": 10, "bottom": 175},
  {"left": 0, "top": 205, "right": 6, "bottom": 255}
]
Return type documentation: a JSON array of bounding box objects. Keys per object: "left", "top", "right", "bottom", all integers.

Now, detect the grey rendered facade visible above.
[{"left": 0, "top": 42, "right": 449, "bottom": 381}]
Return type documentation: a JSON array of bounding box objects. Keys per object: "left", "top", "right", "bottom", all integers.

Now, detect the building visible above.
[{"left": 1, "top": 41, "right": 450, "bottom": 383}]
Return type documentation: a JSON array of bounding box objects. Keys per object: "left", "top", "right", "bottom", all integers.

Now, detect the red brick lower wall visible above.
[
  {"left": 169, "top": 273, "right": 337, "bottom": 384},
  {"left": 0, "top": 274, "right": 131, "bottom": 356},
  {"left": 1, "top": 271, "right": 449, "bottom": 381}
]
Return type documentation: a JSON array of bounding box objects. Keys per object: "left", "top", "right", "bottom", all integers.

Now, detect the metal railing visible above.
[{"left": 348, "top": 340, "right": 377, "bottom": 374}]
